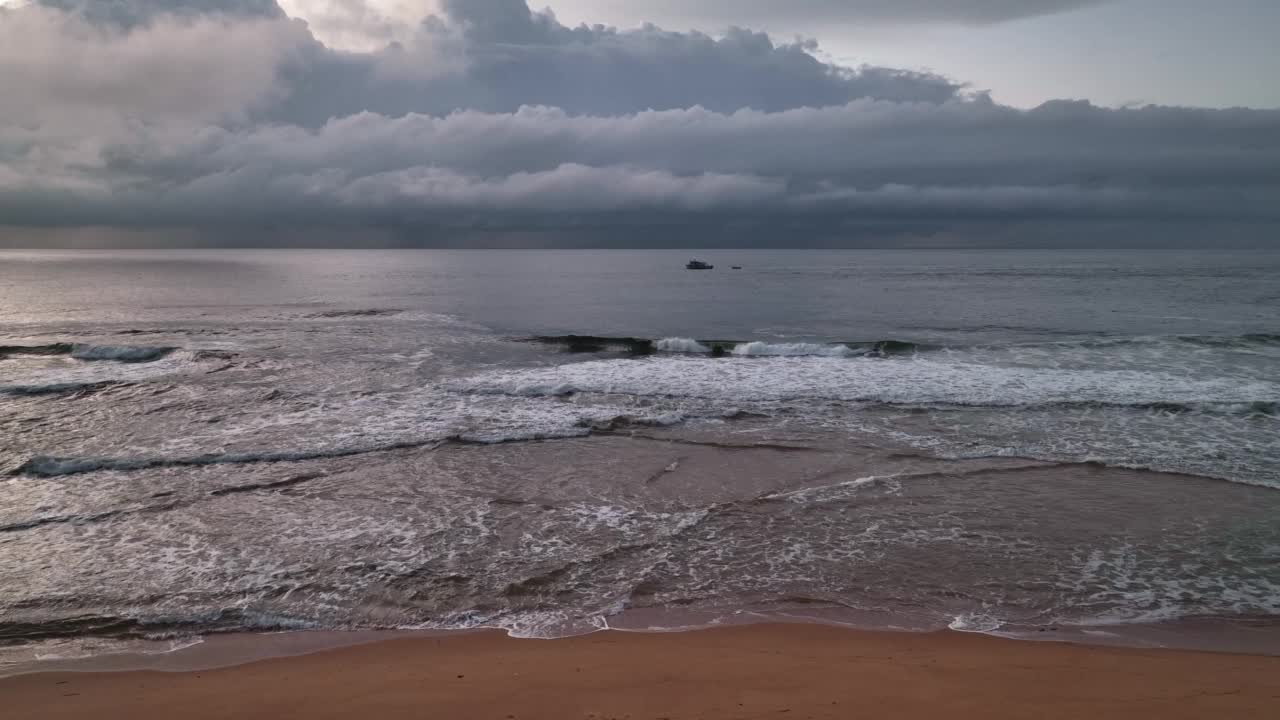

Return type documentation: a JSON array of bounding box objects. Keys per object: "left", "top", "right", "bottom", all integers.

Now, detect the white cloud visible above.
[{"left": 277, "top": 0, "right": 427, "bottom": 50}]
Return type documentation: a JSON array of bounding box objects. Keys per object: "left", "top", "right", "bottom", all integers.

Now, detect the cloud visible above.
[
  {"left": 0, "top": 0, "right": 1277, "bottom": 246},
  {"left": 548, "top": 0, "right": 1113, "bottom": 28},
  {"left": 263, "top": 1, "right": 963, "bottom": 124},
  {"left": 275, "top": 0, "right": 421, "bottom": 51},
  {"left": 34, "top": 0, "right": 284, "bottom": 25},
  {"left": 5, "top": 1, "right": 965, "bottom": 123},
  {"left": 6, "top": 99, "right": 1278, "bottom": 225},
  {"left": 0, "top": 7, "right": 309, "bottom": 129}
]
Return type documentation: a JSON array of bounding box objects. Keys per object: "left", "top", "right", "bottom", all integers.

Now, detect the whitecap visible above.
[{"left": 655, "top": 338, "right": 711, "bottom": 354}]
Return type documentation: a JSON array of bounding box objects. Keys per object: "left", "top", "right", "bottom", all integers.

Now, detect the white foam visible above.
[
  {"left": 763, "top": 475, "right": 889, "bottom": 503},
  {"left": 731, "top": 342, "right": 855, "bottom": 357},
  {"left": 0, "top": 349, "right": 200, "bottom": 395},
  {"left": 949, "top": 614, "right": 1005, "bottom": 633},
  {"left": 655, "top": 337, "right": 711, "bottom": 354},
  {"left": 12, "top": 380, "right": 690, "bottom": 474},
  {"left": 456, "top": 355, "right": 1280, "bottom": 408},
  {"left": 450, "top": 353, "right": 1280, "bottom": 488}
]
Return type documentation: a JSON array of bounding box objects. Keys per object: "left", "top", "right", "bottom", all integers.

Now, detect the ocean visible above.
[{"left": 2, "top": 248, "right": 1278, "bottom": 667}]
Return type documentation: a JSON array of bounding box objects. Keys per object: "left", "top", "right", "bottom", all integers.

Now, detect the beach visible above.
[{"left": 4, "top": 624, "right": 1279, "bottom": 719}]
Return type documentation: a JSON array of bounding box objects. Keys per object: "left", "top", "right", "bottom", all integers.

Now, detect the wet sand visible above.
[{"left": 4, "top": 625, "right": 1279, "bottom": 719}]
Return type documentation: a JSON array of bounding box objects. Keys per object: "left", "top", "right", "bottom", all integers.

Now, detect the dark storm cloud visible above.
[
  {"left": 266, "top": 1, "right": 962, "bottom": 124},
  {"left": 0, "top": 0, "right": 1276, "bottom": 245}
]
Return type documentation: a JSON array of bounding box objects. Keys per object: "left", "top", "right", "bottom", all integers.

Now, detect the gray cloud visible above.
[
  {"left": 5, "top": 1, "right": 964, "bottom": 123},
  {"left": 1, "top": 0, "right": 1277, "bottom": 246},
  {"left": 34, "top": 0, "right": 284, "bottom": 25},
  {"left": 7, "top": 99, "right": 1277, "bottom": 225},
  {"left": 268, "top": 1, "right": 963, "bottom": 124},
  {"left": 551, "top": 0, "right": 1113, "bottom": 27},
  {"left": 0, "top": 8, "right": 307, "bottom": 129}
]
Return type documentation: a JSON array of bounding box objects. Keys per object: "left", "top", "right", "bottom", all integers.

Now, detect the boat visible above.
[{"left": 686, "top": 259, "right": 714, "bottom": 270}]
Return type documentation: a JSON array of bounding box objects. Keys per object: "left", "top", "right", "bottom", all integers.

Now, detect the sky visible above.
[
  {"left": 544, "top": 1, "right": 1280, "bottom": 109},
  {"left": 1, "top": 0, "right": 1278, "bottom": 247}
]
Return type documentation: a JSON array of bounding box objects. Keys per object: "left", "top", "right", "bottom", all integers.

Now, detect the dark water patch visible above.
[
  {"left": 209, "top": 473, "right": 327, "bottom": 497},
  {"left": 856, "top": 340, "right": 929, "bottom": 357},
  {"left": 0, "top": 498, "right": 185, "bottom": 534},
  {"left": 523, "top": 335, "right": 931, "bottom": 357},
  {"left": 878, "top": 399, "right": 1280, "bottom": 416},
  {"left": 70, "top": 345, "right": 176, "bottom": 363},
  {"left": 0, "top": 344, "right": 74, "bottom": 359},
  {"left": 575, "top": 415, "right": 685, "bottom": 432},
  {"left": 191, "top": 349, "right": 237, "bottom": 362},
  {"left": 1, "top": 343, "right": 177, "bottom": 363},
  {"left": 523, "top": 332, "right": 1280, "bottom": 358},
  {"left": 0, "top": 610, "right": 315, "bottom": 646},
  {"left": 525, "top": 335, "right": 657, "bottom": 354},
  {"left": 488, "top": 497, "right": 554, "bottom": 510},
  {"left": 1055, "top": 333, "right": 1280, "bottom": 351},
  {"left": 9, "top": 431, "right": 612, "bottom": 479},
  {"left": 11, "top": 444, "right": 440, "bottom": 478},
  {"left": 618, "top": 433, "right": 821, "bottom": 454},
  {"left": 0, "top": 510, "right": 126, "bottom": 534},
  {"left": 1175, "top": 333, "right": 1280, "bottom": 348},
  {"left": 0, "top": 381, "right": 125, "bottom": 397},
  {"left": 307, "top": 309, "right": 403, "bottom": 319}
]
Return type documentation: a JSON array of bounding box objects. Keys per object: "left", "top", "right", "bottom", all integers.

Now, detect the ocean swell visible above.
[{"left": 70, "top": 344, "right": 176, "bottom": 363}]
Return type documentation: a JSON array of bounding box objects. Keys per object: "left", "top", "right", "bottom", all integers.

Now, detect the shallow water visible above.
[{"left": 1, "top": 248, "right": 1278, "bottom": 662}]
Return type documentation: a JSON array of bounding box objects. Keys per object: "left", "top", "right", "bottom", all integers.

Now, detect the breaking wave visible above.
[
  {"left": 0, "top": 346, "right": 218, "bottom": 397},
  {"left": 654, "top": 337, "right": 711, "bottom": 354},
  {"left": 459, "top": 355, "right": 1280, "bottom": 409},
  {"left": 528, "top": 335, "right": 924, "bottom": 357},
  {"left": 525, "top": 332, "right": 1280, "bottom": 358},
  {"left": 70, "top": 344, "right": 175, "bottom": 363},
  {"left": 730, "top": 341, "right": 856, "bottom": 357},
  {"left": 0, "top": 343, "right": 175, "bottom": 363}
]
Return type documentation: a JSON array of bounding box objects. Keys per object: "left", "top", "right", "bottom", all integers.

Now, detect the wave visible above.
[
  {"left": 526, "top": 335, "right": 658, "bottom": 354},
  {"left": 1173, "top": 333, "right": 1280, "bottom": 348},
  {"left": 70, "top": 344, "right": 176, "bottom": 363},
  {"left": 0, "top": 609, "right": 319, "bottom": 645},
  {"left": 0, "top": 343, "right": 175, "bottom": 363},
  {"left": 654, "top": 337, "right": 711, "bottom": 354},
  {"left": 307, "top": 308, "right": 403, "bottom": 319},
  {"left": 8, "top": 420, "right": 677, "bottom": 479},
  {"left": 524, "top": 332, "right": 1280, "bottom": 358},
  {"left": 527, "top": 335, "right": 924, "bottom": 357},
  {"left": 460, "top": 356, "right": 1280, "bottom": 408},
  {"left": 0, "top": 345, "right": 202, "bottom": 397},
  {"left": 0, "top": 343, "right": 75, "bottom": 359},
  {"left": 731, "top": 341, "right": 856, "bottom": 358}
]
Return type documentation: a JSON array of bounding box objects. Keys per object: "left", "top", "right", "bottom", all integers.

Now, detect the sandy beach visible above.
[{"left": 4, "top": 625, "right": 1279, "bottom": 720}]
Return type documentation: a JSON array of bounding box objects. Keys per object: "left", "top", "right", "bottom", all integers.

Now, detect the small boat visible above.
[
  {"left": 686, "top": 259, "right": 714, "bottom": 270},
  {"left": 731, "top": 266, "right": 742, "bottom": 270}
]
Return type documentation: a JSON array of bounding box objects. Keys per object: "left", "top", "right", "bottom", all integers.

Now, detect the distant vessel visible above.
[
  {"left": 686, "top": 259, "right": 714, "bottom": 270},
  {"left": 731, "top": 266, "right": 742, "bottom": 270}
]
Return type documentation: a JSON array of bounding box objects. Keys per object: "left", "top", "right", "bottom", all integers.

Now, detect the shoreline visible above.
[
  {"left": 5, "top": 606, "right": 1280, "bottom": 680},
  {"left": 4, "top": 624, "right": 1279, "bottom": 720}
]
